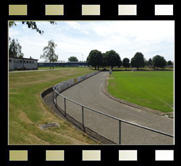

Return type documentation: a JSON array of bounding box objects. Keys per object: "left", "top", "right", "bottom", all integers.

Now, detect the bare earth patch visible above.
[
  {"left": 27, "top": 133, "right": 50, "bottom": 145},
  {"left": 19, "top": 111, "right": 34, "bottom": 124}
]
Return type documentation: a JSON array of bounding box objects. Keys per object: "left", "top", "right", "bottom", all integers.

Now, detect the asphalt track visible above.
[{"left": 57, "top": 72, "right": 174, "bottom": 145}]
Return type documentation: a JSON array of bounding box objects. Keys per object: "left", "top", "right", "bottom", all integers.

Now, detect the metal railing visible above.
[{"left": 52, "top": 73, "right": 173, "bottom": 144}]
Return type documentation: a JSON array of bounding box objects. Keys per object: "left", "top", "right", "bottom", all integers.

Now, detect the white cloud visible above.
[
  {"left": 8, "top": 28, "right": 20, "bottom": 38},
  {"left": 66, "top": 21, "right": 80, "bottom": 29}
]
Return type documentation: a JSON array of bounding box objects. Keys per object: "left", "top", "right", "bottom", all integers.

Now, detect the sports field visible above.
[{"left": 107, "top": 71, "right": 173, "bottom": 112}]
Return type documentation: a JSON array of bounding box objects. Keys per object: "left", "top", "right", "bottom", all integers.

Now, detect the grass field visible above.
[
  {"left": 107, "top": 71, "right": 173, "bottom": 112},
  {"left": 9, "top": 67, "right": 99, "bottom": 145},
  {"left": 90, "top": 66, "right": 173, "bottom": 71}
]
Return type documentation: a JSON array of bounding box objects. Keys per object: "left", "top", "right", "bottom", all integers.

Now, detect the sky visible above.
[{"left": 9, "top": 21, "right": 174, "bottom": 62}]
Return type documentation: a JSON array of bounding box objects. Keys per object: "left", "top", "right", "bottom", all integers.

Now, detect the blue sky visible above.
[{"left": 9, "top": 21, "right": 174, "bottom": 62}]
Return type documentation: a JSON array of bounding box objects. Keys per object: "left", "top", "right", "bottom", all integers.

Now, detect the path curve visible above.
[{"left": 57, "top": 72, "right": 173, "bottom": 145}]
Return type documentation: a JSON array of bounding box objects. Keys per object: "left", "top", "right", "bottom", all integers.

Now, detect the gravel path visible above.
[{"left": 57, "top": 72, "right": 174, "bottom": 145}]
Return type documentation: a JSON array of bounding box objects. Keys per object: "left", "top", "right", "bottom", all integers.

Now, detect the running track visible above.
[{"left": 57, "top": 72, "right": 173, "bottom": 145}]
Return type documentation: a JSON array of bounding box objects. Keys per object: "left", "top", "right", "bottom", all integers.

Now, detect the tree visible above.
[
  {"left": 87, "top": 50, "right": 103, "bottom": 70},
  {"left": 9, "top": 21, "right": 56, "bottom": 34},
  {"left": 131, "top": 52, "right": 144, "bottom": 70},
  {"left": 9, "top": 37, "right": 24, "bottom": 58},
  {"left": 68, "top": 56, "right": 78, "bottom": 62},
  {"left": 105, "top": 50, "right": 122, "bottom": 69},
  {"left": 123, "top": 58, "right": 130, "bottom": 70},
  {"left": 152, "top": 55, "right": 167, "bottom": 70},
  {"left": 40, "top": 40, "right": 58, "bottom": 69},
  {"left": 144, "top": 58, "right": 147, "bottom": 67},
  {"left": 102, "top": 53, "right": 108, "bottom": 69},
  {"left": 167, "top": 60, "right": 173, "bottom": 66},
  {"left": 148, "top": 58, "right": 153, "bottom": 67}
]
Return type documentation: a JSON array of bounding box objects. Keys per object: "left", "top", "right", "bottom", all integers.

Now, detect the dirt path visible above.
[{"left": 57, "top": 72, "right": 174, "bottom": 145}]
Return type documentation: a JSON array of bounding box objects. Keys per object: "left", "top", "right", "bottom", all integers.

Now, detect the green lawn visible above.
[
  {"left": 9, "top": 68, "right": 99, "bottom": 145},
  {"left": 107, "top": 71, "right": 173, "bottom": 112}
]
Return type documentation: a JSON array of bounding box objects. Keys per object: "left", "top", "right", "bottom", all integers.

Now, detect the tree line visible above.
[
  {"left": 9, "top": 36, "right": 173, "bottom": 71},
  {"left": 87, "top": 49, "right": 173, "bottom": 70}
]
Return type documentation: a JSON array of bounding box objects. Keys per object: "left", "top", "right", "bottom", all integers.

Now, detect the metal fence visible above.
[{"left": 52, "top": 72, "right": 173, "bottom": 144}]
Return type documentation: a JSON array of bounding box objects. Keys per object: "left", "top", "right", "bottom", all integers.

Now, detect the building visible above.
[
  {"left": 38, "top": 61, "right": 88, "bottom": 67},
  {"left": 9, "top": 57, "right": 38, "bottom": 71}
]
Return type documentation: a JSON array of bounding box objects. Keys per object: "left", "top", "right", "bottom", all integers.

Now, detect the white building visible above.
[{"left": 9, "top": 57, "right": 38, "bottom": 71}]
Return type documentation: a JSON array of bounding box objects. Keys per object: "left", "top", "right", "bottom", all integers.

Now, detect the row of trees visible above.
[
  {"left": 87, "top": 49, "right": 172, "bottom": 70},
  {"left": 9, "top": 37, "right": 172, "bottom": 70},
  {"left": 87, "top": 50, "right": 122, "bottom": 70}
]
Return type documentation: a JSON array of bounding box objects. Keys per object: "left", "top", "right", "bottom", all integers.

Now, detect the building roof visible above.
[
  {"left": 38, "top": 61, "right": 87, "bottom": 63},
  {"left": 9, "top": 57, "right": 38, "bottom": 61}
]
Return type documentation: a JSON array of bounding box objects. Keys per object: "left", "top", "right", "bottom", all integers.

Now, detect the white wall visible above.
[{"left": 9, "top": 58, "right": 38, "bottom": 71}]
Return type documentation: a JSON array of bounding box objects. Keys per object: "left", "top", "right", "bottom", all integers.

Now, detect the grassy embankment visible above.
[
  {"left": 107, "top": 71, "right": 173, "bottom": 112},
  {"left": 9, "top": 67, "right": 99, "bottom": 145}
]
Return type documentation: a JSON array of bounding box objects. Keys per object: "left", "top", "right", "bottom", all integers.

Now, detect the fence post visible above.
[
  {"left": 64, "top": 98, "right": 66, "bottom": 117},
  {"left": 55, "top": 93, "right": 57, "bottom": 108},
  {"left": 53, "top": 91, "right": 55, "bottom": 103},
  {"left": 82, "top": 106, "right": 84, "bottom": 126},
  {"left": 119, "top": 120, "right": 121, "bottom": 144}
]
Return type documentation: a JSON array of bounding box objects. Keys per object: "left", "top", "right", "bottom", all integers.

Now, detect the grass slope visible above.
[
  {"left": 9, "top": 67, "right": 99, "bottom": 145},
  {"left": 107, "top": 71, "right": 173, "bottom": 112}
]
